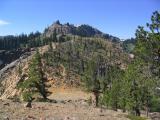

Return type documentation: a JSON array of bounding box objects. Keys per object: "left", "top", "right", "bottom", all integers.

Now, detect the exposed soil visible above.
[{"left": 0, "top": 88, "right": 129, "bottom": 120}]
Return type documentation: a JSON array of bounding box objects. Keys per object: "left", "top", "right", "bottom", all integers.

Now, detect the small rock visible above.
[
  {"left": 3, "top": 103, "right": 10, "bottom": 106},
  {"left": 99, "top": 114, "right": 105, "bottom": 116},
  {"left": 80, "top": 101, "right": 88, "bottom": 106},
  {"left": 3, "top": 116, "right": 9, "bottom": 120},
  {"left": 26, "top": 115, "right": 36, "bottom": 119},
  {"left": 60, "top": 100, "right": 66, "bottom": 104},
  {"left": 150, "top": 112, "right": 160, "bottom": 120},
  {"left": 49, "top": 99, "right": 57, "bottom": 103},
  {"left": 67, "top": 100, "right": 72, "bottom": 103},
  {"left": 24, "top": 102, "right": 32, "bottom": 108},
  {"left": 64, "top": 116, "right": 71, "bottom": 120},
  {"left": 64, "top": 116, "right": 76, "bottom": 120}
]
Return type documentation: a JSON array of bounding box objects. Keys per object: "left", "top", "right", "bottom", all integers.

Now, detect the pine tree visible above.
[
  {"left": 18, "top": 50, "right": 47, "bottom": 101},
  {"left": 121, "top": 11, "right": 160, "bottom": 115}
]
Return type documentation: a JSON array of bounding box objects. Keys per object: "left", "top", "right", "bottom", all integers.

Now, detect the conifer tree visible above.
[{"left": 18, "top": 50, "right": 47, "bottom": 101}]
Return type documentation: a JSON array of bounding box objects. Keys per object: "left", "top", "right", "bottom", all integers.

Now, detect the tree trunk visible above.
[
  {"left": 135, "top": 108, "right": 141, "bottom": 116},
  {"left": 94, "top": 92, "right": 99, "bottom": 107}
]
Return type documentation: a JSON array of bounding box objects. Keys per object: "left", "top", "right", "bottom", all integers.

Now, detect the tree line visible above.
[{"left": 0, "top": 31, "right": 67, "bottom": 50}]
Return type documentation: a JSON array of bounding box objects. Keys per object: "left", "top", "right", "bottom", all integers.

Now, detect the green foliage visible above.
[
  {"left": 127, "top": 115, "right": 147, "bottom": 120},
  {"left": 150, "top": 97, "right": 160, "bottom": 112},
  {"left": 99, "top": 11, "right": 160, "bottom": 115},
  {"left": 0, "top": 30, "right": 61, "bottom": 50},
  {"left": 109, "top": 69, "right": 122, "bottom": 110},
  {"left": 123, "top": 38, "right": 135, "bottom": 53},
  {"left": 0, "top": 32, "right": 42, "bottom": 50},
  {"left": 100, "top": 91, "right": 110, "bottom": 107},
  {"left": 135, "top": 11, "right": 160, "bottom": 78},
  {"left": 124, "top": 11, "right": 160, "bottom": 115},
  {"left": 18, "top": 50, "right": 47, "bottom": 101},
  {"left": 22, "top": 92, "right": 33, "bottom": 102},
  {"left": 76, "top": 24, "right": 102, "bottom": 37},
  {"left": 100, "top": 67, "right": 124, "bottom": 110},
  {"left": 18, "top": 64, "right": 22, "bottom": 76}
]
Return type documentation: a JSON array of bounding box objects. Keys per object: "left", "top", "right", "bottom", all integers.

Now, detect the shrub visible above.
[
  {"left": 150, "top": 97, "right": 160, "bottom": 112},
  {"left": 22, "top": 92, "right": 32, "bottom": 102}
]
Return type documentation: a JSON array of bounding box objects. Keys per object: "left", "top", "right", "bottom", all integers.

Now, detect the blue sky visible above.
[{"left": 0, "top": 0, "right": 159, "bottom": 39}]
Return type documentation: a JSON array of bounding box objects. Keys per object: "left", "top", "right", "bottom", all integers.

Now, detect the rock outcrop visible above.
[
  {"left": 0, "top": 51, "right": 35, "bottom": 100},
  {"left": 44, "top": 21, "right": 105, "bottom": 37},
  {"left": 44, "top": 21, "right": 75, "bottom": 37},
  {"left": 44, "top": 20, "right": 120, "bottom": 42}
]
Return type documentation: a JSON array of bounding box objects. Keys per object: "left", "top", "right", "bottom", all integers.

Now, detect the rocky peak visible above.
[
  {"left": 45, "top": 20, "right": 75, "bottom": 37},
  {"left": 44, "top": 20, "right": 120, "bottom": 42},
  {"left": 44, "top": 20, "right": 103, "bottom": 37}
]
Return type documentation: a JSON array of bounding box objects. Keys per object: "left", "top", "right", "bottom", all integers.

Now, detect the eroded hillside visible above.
[{"left": 0, "top": 35, "right": 130, "bottom": 100}]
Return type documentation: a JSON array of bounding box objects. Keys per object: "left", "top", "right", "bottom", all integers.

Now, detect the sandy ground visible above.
[{"left": 0, "top": 88, "right": 130, "bottom": 120}]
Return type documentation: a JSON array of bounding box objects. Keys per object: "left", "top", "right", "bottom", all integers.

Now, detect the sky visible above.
[{"left": 0, "top": 0, "right": 159, "bottom": 39}]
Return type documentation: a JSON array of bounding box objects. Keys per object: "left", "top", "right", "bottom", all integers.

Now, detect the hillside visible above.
[
  {"left": 0, "top": 35, "right": 129, "bottom": 99},
  {"left": 0, "top": 36, "right": 133, "bottom": 120},
  {"left": 0, "top": 10, "right": 160, "bottom": 120}
]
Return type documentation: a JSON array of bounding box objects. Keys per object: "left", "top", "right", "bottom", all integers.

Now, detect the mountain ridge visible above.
[{"left": 44, "top": 20, "right": 120, "bottom": 42}]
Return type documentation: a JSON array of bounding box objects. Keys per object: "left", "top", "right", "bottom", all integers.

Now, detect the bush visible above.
[
  {"left": 22, "top": 92, "right": 32, "bottom": 102},
  {"left": 150, "top": 97, "right": 160, "bottom": 112}
]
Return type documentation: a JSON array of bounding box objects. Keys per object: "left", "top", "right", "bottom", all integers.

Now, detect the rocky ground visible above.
[{"left": 0, "top": 89, "right": 130, "bottom": 120}]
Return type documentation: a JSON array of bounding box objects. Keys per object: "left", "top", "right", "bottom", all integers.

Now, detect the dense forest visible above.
[{"left": 0, "top": 32, "right": 41, "bottom": 50}]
